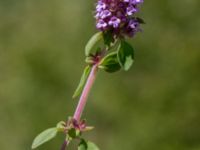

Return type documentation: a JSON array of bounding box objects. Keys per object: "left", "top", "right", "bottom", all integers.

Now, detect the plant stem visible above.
[
  {"left": 60, "top": 140, "right": 68, "bottom": 150},
  {"left": 60, "top": 64, "right": 98, "bottom": 150},
  {"left": 73, "top": 64, "right": 98, "bottom": 121}
]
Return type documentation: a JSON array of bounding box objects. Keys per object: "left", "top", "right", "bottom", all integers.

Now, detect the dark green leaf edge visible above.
[
  {"left": 117, "top": 40, "right": 135, "bottom": 71},
  {"left": 78, "top": 139, "right": 100, "bottom": 150},
  {"left": 73, "top": 66, "right": 91, "bottom": 98}
]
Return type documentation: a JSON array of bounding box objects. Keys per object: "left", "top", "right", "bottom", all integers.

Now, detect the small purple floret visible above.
[
  {"left": 100, "top": 10, "right": 111, "bottom": 19},
  {"left": 109, "top": 17, "right": 121, "bottom": 28},
  {"left": 96, "top": 1, "right": 106, "bottom": 12},
  {"left": 128, "top": 19, "right": 138, "bottom": 29},
  {"left": 96, "top": 19, "right": 107, "bottom": 29},
  {"left": 126, "top": 5, "right": 137, "bottom": 16}
]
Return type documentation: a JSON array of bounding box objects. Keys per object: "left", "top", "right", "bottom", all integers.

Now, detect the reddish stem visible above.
[
  {"left": 61, "top": 64, "right": 98, "bottom": 150},
  {"left": 60, "top": 140, "right": 68, "bottom": 150},
  {"left": 73, "top": 64, "right": 98, "bottom": 121}
]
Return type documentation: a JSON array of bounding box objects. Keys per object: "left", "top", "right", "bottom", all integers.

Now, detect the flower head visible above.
[{"left": 95, "top": 0, "right": 144, "bottom": 37}]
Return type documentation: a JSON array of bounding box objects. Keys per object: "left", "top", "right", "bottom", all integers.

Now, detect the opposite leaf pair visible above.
[
  {"left": 74, "top": 32, "right": 135, "bottom": 98},
  {"left": 99, "top": 40, "right": 134, "bottom": 72},
  {"left": 85, "top": 31, "right": 134, "bottom": 72},
  {"left": 32, "top": 119, "right": 98, "bottom": 150}
]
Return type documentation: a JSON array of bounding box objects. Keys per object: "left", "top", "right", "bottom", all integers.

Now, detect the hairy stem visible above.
[
  {"left": 73, "top": 64, "right": 98, "bottom": 121},
  {"left": 61, "top": 64, "right": 98, "bottom": 150},
  {"left": 60, "top": 140, "right": 68, "bottom": 150}
]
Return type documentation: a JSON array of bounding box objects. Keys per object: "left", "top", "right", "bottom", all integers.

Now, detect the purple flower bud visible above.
[
  {"left": 124, "top": 0, "right": 143, "bottom": 4},
  {"left": 128, "top": 19, "right": 138, "bottom": 29},
  {"left": 126, "top": 5, "right": 137, "bottom": 16},
  {"left": 124, "top": 0, "right": 130, "bottom": 3},
  {"left": 99, "top": 10, "right": 111, "bottom": 19},
  {"left": 96, "top": 19, "right": 107, "bottom": 29},
  {"left": 96, "top": 1, "right": 106, "bottom": 12},
  {"left": 109, "top": 17, "right": 121, "bottom": 28},
  {"left": 134, "top": 0, "right": 144, "bottom": 4},
  {"left": 95, "top": 12, "right": 100, "bottom": 19}
]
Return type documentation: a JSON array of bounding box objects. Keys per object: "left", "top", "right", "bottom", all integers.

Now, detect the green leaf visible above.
[
  {"left": 73, "top": 66, "right": 91, "bottom": 98},
  {"left": 87, "top": 141, "right": 100, "bottom": 150},
  {"left": 136, "top": 17, "right": 145, "bottom": 24},
  {"left": 56, "top": 121, "right": 66, "bottom": 132},
  {"left": 103, "top": 31, "right": 114, "bottom": 47},
  {"left": 78, "top": 139, "right": 100, "bottom": 150},
  {"left": 68, "top": 128, "right": 77, "bottom": 138},
  {"left": 31, "top": 128, "right": 57, "bottom": 149},
  {"left": 117, "top": 40, "right": 134, "bottom": 71},
  {"left": 78, "top": 139, "right": 88, "bottom": 150},
  {"left": 85, "top": 32, "right": 103, "bottom": 56},
  {"left": 99, "top": 52, "right": 121, "bottom": 73},
  {"left": 85, "top": 56, "right": 94, "bottom": 64},
  {"left": 82, "top": 126, "right": 94, "bottom": 132}
]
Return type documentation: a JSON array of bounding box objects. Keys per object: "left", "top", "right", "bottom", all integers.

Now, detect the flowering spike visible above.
[{"left": 95, "top": 0, "right": 144, "bottom": 38}]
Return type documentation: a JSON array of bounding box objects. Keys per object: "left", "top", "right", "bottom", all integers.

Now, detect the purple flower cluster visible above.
[{"left": 95, "top": 0, "right": 144, "bottom": 37}]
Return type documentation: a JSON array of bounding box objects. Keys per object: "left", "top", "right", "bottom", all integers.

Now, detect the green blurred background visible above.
[{"left": 0, "top": 0, "right": 200, "bottom": 149}]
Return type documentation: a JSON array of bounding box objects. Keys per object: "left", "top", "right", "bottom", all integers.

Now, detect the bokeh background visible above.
[{"left": 0, "top": 0, "right": 200, "bottom": 149}]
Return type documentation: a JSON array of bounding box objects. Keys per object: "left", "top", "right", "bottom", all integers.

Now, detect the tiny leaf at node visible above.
[
  {"left": 73, "top": 66, "right": 91, "bottom": 98},
  {"left": 85, "top": 56, "right": 94, "bottom": 64},
  {"left": 31, "top": 128, "right": 58, "bottom": 149},
  {"left": 82, "top": 126, "right": 94, "bottom": 132},
  {"left": 99, "top": 52, "right": 121, "bottom": 73},
  {"left": 68, "top": 128, "right": 77, "bottom": 139},
  {"left": 56, "top": 121, "right": 66, "bottom": 132},
  {"left": 117, "top": 40, "right": 134, "bottom": 71},
  {"left": 87, "top": 141, "right": 100, "bottom": 150},
  {"left": 78, "top": 139, "right": 88, "bottom": 150},
  {"left": 78, "top": 139, "right": 100, "bottom": 150},
  {"left": 85, "top": 32, "right": 103, "bottom": 56},
  {"left": 136, "top": 17, "right": 146, "bottom": 24}
]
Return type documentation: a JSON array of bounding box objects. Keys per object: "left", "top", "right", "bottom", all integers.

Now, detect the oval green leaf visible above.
[
  {"left": 31, "top": 127, "right": 58, "bottom": 149},
  {"left": 99, "top": 52, "right": 121, "bottom": 73},
  {"left": 85, "top": 32, "right": 103, "bottom": 56},
  {"left": 87, "top": 141, "right": 100, "bottom": 150},
  {"left": 78, "top": 139, "right": 88, "bottom": 150},
  {"left": 78, "top": 139, "right": 100, "bottom": 150},
  {"left": 117, "top": 40, "right": 134, "bottom": 71}
]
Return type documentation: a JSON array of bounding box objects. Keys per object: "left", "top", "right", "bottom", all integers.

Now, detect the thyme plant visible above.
[{"left": 32, "top": 0, "right": 144, "bottom": 149}]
